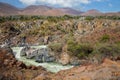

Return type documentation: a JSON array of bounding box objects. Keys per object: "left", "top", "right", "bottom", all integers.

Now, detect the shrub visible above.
[
  {"left": 91, "top": 43, "right": 120, "bottom": 60},
  {"left": 85, "top": 16, "right": 94, "bottom": 21},
  {"left": 67, "top": 41, "right": 93, "bottom": 59},
  {"left": 100, "top": 34, "right": 110, "bottom": 42},
  {"left": 48, "top": 42, "right": 62, "bottom": 52}
]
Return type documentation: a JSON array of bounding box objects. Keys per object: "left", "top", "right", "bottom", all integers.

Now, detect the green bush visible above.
[
  {"left": 48, "top": 42, "right": 62, "bottom": 52},
  {"left": 67, "top": 41, "right": 93, "bottom": 59},
  {"left": 91, "top": 43, "right": 120, "bottom": 60},
  {"left": 85, "top": 16, "right": 94, "bottom": 21},
  {"left": 100, "top": 34, "right": 110, "bottom": 42}
]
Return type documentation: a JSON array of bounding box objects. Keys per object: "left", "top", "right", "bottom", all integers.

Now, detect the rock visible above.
[
  {"left": 0, "top": 47, "right": 14, "bottom": 64},
  {"left": 35, "top": 55, "right": 44, "bottom": 63},
  {"left": 20, "top": 46, "right": 30, "bottom": 56},
  {"left": 91, "top": 57, "right": 99, "bottom": 64},
  {"left": 0, "top": 46, "right": 50, "bottom": 80},
  {"left": 20, "top": 46, "right": 56, "bottom": 63},
  {"left": 3, "top": 59, "right": 9, "bottom": 65},
  {"left": 38, "top": 37, "right": 44, "bottom": 45},
  {"left": 34, "top": 58, "right": 120, "bottom": 80},
  {"left": 26, "top": 49, "right": 37, "bottom": 59},
  {"left": 115, "top": 56, "right": 120, "bottom": 61},
  {"left": 33, "top": 74, "right": 48, "bottom": 80},
  {"left": 35, "top": 48, "right": 56, "bottom": 62},
  {"left": 44, "top": 56, "right": 55, "bottom": 62},
  {"left": 27, "top": 66, "right": 37, "bottom": 70},
  {"left": 35, "top": 51, "right": 55, "bottom": 63},
  {"left": 16, "top": 61, "right": 27, "bottom": 69},
  {"left": 44, "top": 36, "right": 49, "bottom": 44},
  {"left": 59, "top": 52, "right": 70, "bottom": 65},
  {"left": 70, "top": 58, "right": 80, "bottom": 66},
  {"left": 0, "top": 47, "right": 19, "bottom": 69}
]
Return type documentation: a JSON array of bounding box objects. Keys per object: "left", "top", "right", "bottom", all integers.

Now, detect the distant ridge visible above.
[
  {"left": 0, "top": 2, "right": 19, "bottom": 16},
  {"left": 81, "top": 9, "right": 102, "bottom": 16},
  {"left": 0, "top": 2, "right": 119, "bottom": 16}
]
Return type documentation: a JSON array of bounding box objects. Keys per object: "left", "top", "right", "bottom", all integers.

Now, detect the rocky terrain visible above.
[
  {"left": 0, "top": 16, "right": 120, "bottom": 65},
  {"left": 0, "top": 47, "right": 53, "bottom": 80},
  {"left": 0, "top": 15, "right": 120, "bottom": 80},
  {"left": 34, "top": 58, "right": 120, "bottom": 80},
  {"left": 0, "top": 47, "right": 120, "bottom": 80}
]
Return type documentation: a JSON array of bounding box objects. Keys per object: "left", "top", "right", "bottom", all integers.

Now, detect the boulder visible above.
[
  {"left": 44, "top": 56, "right": 55, "bottom": 62},
  {"left": 35, "top": 54, "right": 44, "bottom": 63},
  {"left": 35, "top": 48, "right": 56, "bottom": 63},
  {"left": 35, "top": 53, "right": 55, "bottom": 63},
  {"left": 26, "top": 49, "right": 37, "bottom": 59},
  {"left": 37, "top": 48, "right": 47, "bottom": 55},
  {"left": 59, "top": 52, "right": 70, "bottom": 65},
  {"left": 70, "top": 58, "right": 80, "bottom": 66},
  {"left": 20, "top": 46, "right": 30, "bottom": 56},
  {"left": 20, "top": 46, "right": 56, "bottom": 63},
  {"left": 70, "top": 60, "right": 80, "bottom": 66}
]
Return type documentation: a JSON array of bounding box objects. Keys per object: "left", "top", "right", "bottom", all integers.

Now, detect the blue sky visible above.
[{"left": 0, "top": 0, "right": 120, "bottom": 12}]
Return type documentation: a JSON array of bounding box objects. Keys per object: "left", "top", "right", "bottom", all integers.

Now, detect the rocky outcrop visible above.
[
  {"left": 0, "top": 47, "right": 14, "bottom": 67},
  {"left": 34, "top": 59, "right": 120, "bottom": 80},
  {"left": 1, "top": 47, "right": 120, "bottom": 80},
  {"left": 20, "top": 46, "right": 56, "bottom": 63},
  {"left": 0, "top": 47, "right": 52, "bottom": 80}
]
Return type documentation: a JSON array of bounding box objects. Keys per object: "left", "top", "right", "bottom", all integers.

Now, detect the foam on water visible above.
[{"left": 12, "top": 46, "right": 73, "bottom": 73}]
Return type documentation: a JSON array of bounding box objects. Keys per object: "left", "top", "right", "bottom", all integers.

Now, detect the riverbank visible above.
[{"left": 1, "top": 47, "right": 120, "bottom": 80}]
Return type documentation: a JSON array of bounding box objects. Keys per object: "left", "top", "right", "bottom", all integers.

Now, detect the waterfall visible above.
[{"left": 12, "top": 45, "right": 73, "bottom": 73}]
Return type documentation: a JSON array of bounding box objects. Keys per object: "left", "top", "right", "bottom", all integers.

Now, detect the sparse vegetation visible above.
[
  {"left": 100, "top": 34, "right": 110, "bottom": 42},
  {"left": 1, "top": 15, "right": 120, "bottom": 23},
  {"left": 89, "top": 43, "right": 120, "bottom": 62},
  {"left": 48, "top": 42, "right": 62, "bottom": 52},
  {"left": 0, "top": 15, "right": 120, "bottom": 61},
  {"left": 67, "top": 39, "right": 93, "bottom": 59},
  {"left": 85, "top": 16, "right": 94, "bottom": 21}
]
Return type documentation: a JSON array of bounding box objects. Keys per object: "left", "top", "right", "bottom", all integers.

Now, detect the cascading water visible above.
[{"left": 12, "top": 45, "right": 73, "bottom": 73}]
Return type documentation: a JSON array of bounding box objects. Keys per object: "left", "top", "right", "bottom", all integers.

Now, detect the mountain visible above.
[
  {"left": 56, "top": 8, "right": 83, "bottom": 15},
  {"left": 21, "top": 6, "right": 83, "bottom": 16},
  {"left": 0, "top": 2, "right": 83, "bottom": 16},
  {"left": 0, "top": 2, "right": 19, "bottom": 16},
  {"left": 0, "top": 2, "right": 119, "bottom": 16},
  {"left": 20, "top": 5, "right": 53, "bottom": 15},
  {"left": 81, "top": 9, "right": 103, "bottom": 16},
  {"left": 104, "top": 12, "right": 120, "bottom": 16},
  {"left": 44, "top": 8, "right": 83, "bottom": 16}
]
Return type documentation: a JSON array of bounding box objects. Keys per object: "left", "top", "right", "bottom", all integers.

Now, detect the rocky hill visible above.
[
  {"left": 81, "top": 9, "right": 102, "bottom": 16},
  {"left": 0, "top": 2, "right": 19, "bottom": 16},
  {"left": 0, "top": 2, "right": 82, "bottom": 16},
  {"left": 0, "top": 2, "right": 119, "bottom": 16}
]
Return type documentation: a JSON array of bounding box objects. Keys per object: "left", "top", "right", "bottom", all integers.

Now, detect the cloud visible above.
[
  {"left": 19, "top": 0, "right": 36, "bottom": 5},
  {"left": 19, "top": 0, "right": 104, "bottom": 7}
]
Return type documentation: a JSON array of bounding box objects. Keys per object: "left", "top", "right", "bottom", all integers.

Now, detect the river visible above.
[{"left": 12, "top": 45, "right": 73, "bottom": 73}]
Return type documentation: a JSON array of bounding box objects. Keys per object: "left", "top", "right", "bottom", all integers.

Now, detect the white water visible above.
[{"left": 12, "top": 45, "right": 73, "bottom": 73}]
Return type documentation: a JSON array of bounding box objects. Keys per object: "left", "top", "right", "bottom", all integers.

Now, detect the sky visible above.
[{"left": 0, "top": 0, "right": 120, "bottom": 12}]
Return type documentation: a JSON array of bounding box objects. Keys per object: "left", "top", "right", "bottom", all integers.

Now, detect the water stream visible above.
[{"left": 12, "top": 45, "right": 73, "bottom": 73}]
